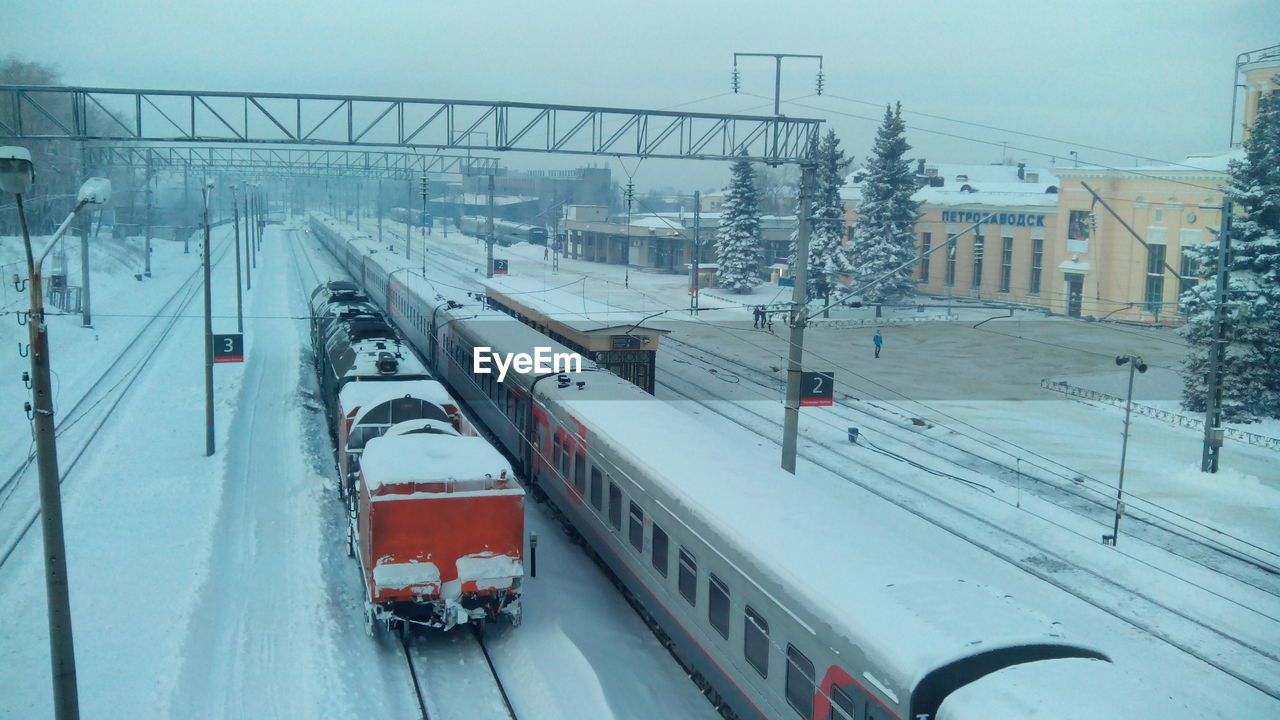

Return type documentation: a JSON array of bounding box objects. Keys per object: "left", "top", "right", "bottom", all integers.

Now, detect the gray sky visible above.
[{"left": 4, "top": 0, "right": 1277, "bottom": 192}]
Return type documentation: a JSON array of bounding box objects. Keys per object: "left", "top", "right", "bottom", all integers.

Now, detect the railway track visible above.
[
  {"left": 290, "top": 225, "right": 520, "bottom": 720},
  {"left": 660, "top": 333, "right": 1280, "bottom": 596},
  {"left": 0, "top": 228, "right": 237, "bottom": 569},
  {"left": 655, "top": 349, "right": 1280, "bottom": 702}
]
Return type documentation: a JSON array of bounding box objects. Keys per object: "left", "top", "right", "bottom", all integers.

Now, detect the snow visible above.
[
  {"left": 456, "top": 552, "right": 523, "bottom": 589},
  {"left": 360, "top": 433, "right": 512, "bottom": 492},
  {"left": 340, "top": 378, "right": 451, "bottom": 421},
  {"left": 374, "top": 559, "right": 441, "bottom": 592}
]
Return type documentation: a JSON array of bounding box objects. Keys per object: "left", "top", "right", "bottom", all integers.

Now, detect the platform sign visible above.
[
  {"left": 611, "top": 335, "right": 642, "bottom": 349},
  {"left": 492, "top": 258, "right": 509, "bottom": 275},
  {"left": 213, "top": 333, "right": 244, "bottom": 363},
  {"left": 800, "top": 371, "right": 834, "bottom": 407}
]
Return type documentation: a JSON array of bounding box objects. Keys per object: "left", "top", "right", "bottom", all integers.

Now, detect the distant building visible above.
[{"left": 561, "top": 205, "right": 795, "bottom": 276}]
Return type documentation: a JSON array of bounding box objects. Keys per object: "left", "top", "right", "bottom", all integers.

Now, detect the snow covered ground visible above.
[
  {"left": 0, "top": 220, "right": 714, "bottom": 719},
  {"left": 3, "top": 210, "right": 1277, "bottom": 718}
]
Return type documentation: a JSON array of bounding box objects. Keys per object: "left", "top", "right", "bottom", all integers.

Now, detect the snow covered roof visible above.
[
  {"left": 842, "top": 162, "right": 1060, "bottom": 209},
  {"left": 482, "top": 274, "right": 668, "bottom": 335},
  {"left": 1053, "top": 149, "right": 1241, "bottom": 176},
  {"left": 340, "top": 379, "right": 453, "bottom": 420},
  {"left": 360, "top": 433, "right": 513, "bottom": 492}
]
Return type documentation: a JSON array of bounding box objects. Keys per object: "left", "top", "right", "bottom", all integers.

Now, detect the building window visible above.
[
  {"left": 1179, "top": 247, "right": 1202, "bottom": 315},
  {"left": 1000, "top": 236, "right": 1013, "bottom": 293},
  {"left": 919, "top": 232, "right": 931, "bottom": 281},
  {"left": 744, "top": 606, "right": 769, "bottom": 678},
  {"left": 945, "top": 237, "right": 957, "bottom": 287},
  {"left": 708, "top": 575, "right": 730, "bottom": 639},
  {"left": 651, "top": 524, "right": 668, "bottom": 577},
  {"left": 1145, "top": 243, "right": 1166, "bottom": 315},
  {"left": 785, "top": 645, "right": 816, "bottom": 717},
  {"left": 972, "top": 234, "right": 984, "bottom": 289},
  {"left": 678, "top": 548, "right": 697, "bottom": 605},
  {"left": 590, "top": 468, "right": 603, "bottom": 511},
  {"left": 629, "top": 502, "right": 644, "bottom": 552},
  {"left": 1030, "top": 237, "right": 1043, "bottom": 295},
  {"left": 608, "top": 482, "right": 622, "bottom": 530}
]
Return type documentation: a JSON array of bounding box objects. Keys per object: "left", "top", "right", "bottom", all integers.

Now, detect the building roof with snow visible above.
[{"left": 842, "top": 162, "right": 1060, "bottom": 210}]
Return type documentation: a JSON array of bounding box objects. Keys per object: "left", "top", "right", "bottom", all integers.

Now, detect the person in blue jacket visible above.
[{"left": 873, "top": 330, "right": 883, "bottom": 358}]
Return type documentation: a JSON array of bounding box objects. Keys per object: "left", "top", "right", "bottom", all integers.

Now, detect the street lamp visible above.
[
  {"left": 1105, "top": 353, "right": 1147, "bottom": 546},
  {"left": 3, "top": 145, "right": 111, "bottom": 720}
]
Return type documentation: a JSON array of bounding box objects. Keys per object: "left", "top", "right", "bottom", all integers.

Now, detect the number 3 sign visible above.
[{"left": 213, "top": 333, "right": 244, "bottom": 363}]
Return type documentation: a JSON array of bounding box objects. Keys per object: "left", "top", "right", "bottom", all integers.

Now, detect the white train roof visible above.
[
  {"left": 344, "top": 338, "right": 430, "bottom": 378},
  {"left": 545, "top": 381, "right": 1097, "bottom": 697},
  {"left": 361, "top": 433, "right": 513, "bottom": 492},
  {"left": 340, "top": 379, "right": 453, "bottom": 419}
]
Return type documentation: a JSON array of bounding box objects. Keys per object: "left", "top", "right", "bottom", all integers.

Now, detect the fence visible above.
[{"left": 1040, "top": 379, "right": 1280, "bottom": 451}]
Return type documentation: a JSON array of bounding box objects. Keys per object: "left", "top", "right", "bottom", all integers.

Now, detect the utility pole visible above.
[
  {"left": 420, "top": 175, "right": 430, "bottom": 257},
  {"left": 1108, "top": 354, "right": 1146, "bottom": 545},
  {"left": 377, "top": 179, "right": 384, "bottom": 248},
  {"left": 485, "top": 173, "right": 495, "bottom": 278},
  {"left": 202, "top": 182, "right": 215, "bottom": 456},
  {"left": 404, "top": 179, "right": 412, "bottom": 256},
  {"left": 182, "top": 163, "right": 190, "bottom": 254},
  {"left": 624, "top": 181, "right": 634, "bottom": 288},
  {"left": 245, "top": 189, "right": 253, "bottom": 290},
  {"left": 143, "top": 158, "right": 153, "bottom": 278},
  {"left": 78, "top": 208, "right": 92, "bottom": 328},
  {"left": 1201, "top": 199, "right": 1235, "bottom": 472},
  {"left": 689, "top": 190, "right": 701, "bottom": 315},
  {"left": 781, "top": 163, "right": 815, "bottom": 474},
  {"left": 231, "top": 186, "right": 243, "bottom": 333}
]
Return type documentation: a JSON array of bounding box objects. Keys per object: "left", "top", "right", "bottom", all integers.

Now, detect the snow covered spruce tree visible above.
[
  {"left": 849, "top": 103, "right": 921, "bottom": 303},
  {"left": 1180, "top": 79, "right": 1280, "bottom": 422},
  {"left": 789, "top": 130, "right": 854, "bottom": 313},
  {"left": 715, "top": 155, "right": 764, "bottom": 293}
]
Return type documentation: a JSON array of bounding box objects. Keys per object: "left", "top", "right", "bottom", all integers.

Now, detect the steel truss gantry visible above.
[
  {"left": 81, "top": 145, "right": 497, "bottom": 180},
  {"left": 0, "top": 86, "right": 821, "bottom": 164}
]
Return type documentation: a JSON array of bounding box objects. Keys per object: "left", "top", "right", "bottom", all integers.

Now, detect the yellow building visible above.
[{"left": 1238, "top": 46, "right": 1280, "bottom": 144}]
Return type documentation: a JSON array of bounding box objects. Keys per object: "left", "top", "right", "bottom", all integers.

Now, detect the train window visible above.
[
  {"left": 708, "top": 575, "right": 730, "bottom": 639},
  {"left": 590, "top": 468, "right": 603, "bottom": 511},
  {"left": 552, "top": 434, "right": 562, "bottom": 479},
  {"left": 559, "top": 436, "right": 571, "bottom": 480},
  {"left": 574, "top": 453, "right": 586, "bottom": 494},
  {"left": 651, "top": 524, "right": 668, "bottom": 577},
  {"left": 628, "top": 502, "right": 644, "bottom": 552},
  {"left": 678, "top": 548, "right": 697, "bottom": 606},
  {"left": 744, "top": 606, "right": 769, "bottom": 678},
  {"left": 829, "top": 686, "right": 857, "bottom": 720},
  {"left": 785, "top": 645, "right": 816, "bottom": 718},
  {"left": 608, "top": 483, "right": 622, "bottom": 530},
  {"left": 361, "top": 402, "right": 390, "bottom": 424}
]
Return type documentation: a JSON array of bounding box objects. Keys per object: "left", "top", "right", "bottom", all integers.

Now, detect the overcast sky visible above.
[{"left": 4, "top": 0, "right": 1278, "bottom": 192}]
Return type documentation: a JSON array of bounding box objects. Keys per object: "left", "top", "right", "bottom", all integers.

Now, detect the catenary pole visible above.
[
  {"left": 781, "top": 163, "right": 815, "bottom": 474},
  {"left": 16, "top": 194, "right": 82, "bottom": 720},
  {"left": 78, "top": 208, "right": 91, "bottom": 328},
  {"left": 231, "top": 186, "right": 243, "bottom": 333},
  {"left": 1201, "top": 199, "right": 1235, "bottom": 472},
  {"left": 690, "top": 191, "right": 701, "bottom": 314},
  {"left": 203, "top": 184, "right": 215, "bottom": 456},
  {"left": 486, "top": 173, "right": 495, "bottom": 278},
  {"left": 143, "top": 158, "right": 153, "bottom": 277}
]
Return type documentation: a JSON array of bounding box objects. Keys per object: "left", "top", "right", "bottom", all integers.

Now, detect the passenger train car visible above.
[
  {"left": 308, "top": 270, "right": 524, "bottom": 632},
  {"left": 457, "top": 215, "right": 548, "bottom": 246},
  {"left": 309, "top": 213, "right": 1147, "bottom": 719}
]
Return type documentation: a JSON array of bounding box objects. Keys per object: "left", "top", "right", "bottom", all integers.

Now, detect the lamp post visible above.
[
  {"left": 3, "top": 145, "right": 112, "bottom": 720},
  {"left": 1107, "top": 353, "right": 1147, "bottom": 546}
]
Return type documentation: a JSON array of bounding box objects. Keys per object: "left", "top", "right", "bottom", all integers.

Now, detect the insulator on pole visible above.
[
  {"left": 815, "top": 70, "right": 825, "bottom": 95},
  {"left": 732, "top": 67, "right": 740, "bottom": 93}
]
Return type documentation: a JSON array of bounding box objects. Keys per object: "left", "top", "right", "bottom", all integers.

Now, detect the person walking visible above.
[
  {"left": 544, "top": 246, "right": 549, "bottom": 261},
  {"left": 873, "top": 330, "right": 883, "bottom": 359},
  {"left": 751, "top": 306, "right": 762, "bottom": 328}
]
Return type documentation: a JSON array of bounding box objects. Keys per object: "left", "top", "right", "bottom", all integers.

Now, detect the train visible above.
[
  {"left": 457, "top": 215, "right": 548, "bottom": 246},
  {"left": 390, "top": 206, "right": 433, "bottom": 227},
  {"left": 308, "top": 275, "right": 524, "bottom": 634},
  {"left": 309, "top": 212, "right": 1148, "bottom": 720}
]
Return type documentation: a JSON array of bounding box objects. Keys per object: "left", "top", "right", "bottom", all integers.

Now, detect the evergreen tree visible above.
[
  {"left": 715, "top": 156, "right": 764, "bottom": 293},
  {"left": 1180, "top": 79, "right": 1280, "bottom": 422},
  {"left": 849, "top": 103, "right": 921, "bottom": 303},
  {"left": 789, "top": 130, "right": 854, "bottom": 312}
]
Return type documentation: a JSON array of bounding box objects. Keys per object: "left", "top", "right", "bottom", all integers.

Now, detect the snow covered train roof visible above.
[
  {"left": 540, "top": 378, "right": 1097, "bottom": 699},
  {"left": 342, "top": 338, "right": 430, "bottom": 379},
  {"left": 360, "top": 433, "right": 515, "bottom": 493},
  {"left": 339, "top": 379, "right": 453, "bottom": 420}
]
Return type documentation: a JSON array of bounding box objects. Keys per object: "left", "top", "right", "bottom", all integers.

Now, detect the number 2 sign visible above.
[
  {"left": 800, "top": 371, "right": 834, "bottom": 407},
  {"left": 213, "top": 333, "right": 244, "bottom": 363}
]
